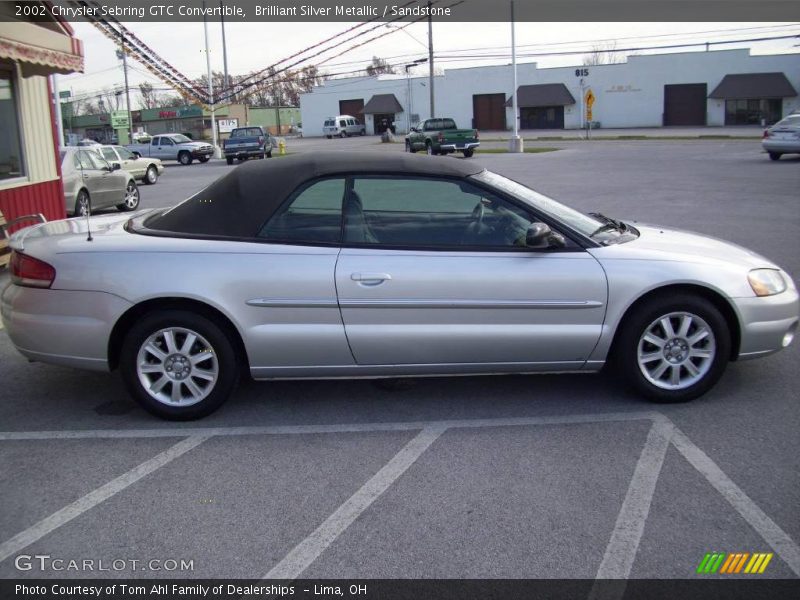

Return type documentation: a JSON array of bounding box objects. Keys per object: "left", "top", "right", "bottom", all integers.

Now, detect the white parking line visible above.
[
  {"left": 671, "top": 427, "right": 800, "bottom": 577},
  {"left": 0, "top": 411, "right": 662, "bottom": 441},
  {"left": 263, "top": 427, "right": 446, "bottom": 580},
  {"left": 0, "top": 435, "right": 208, "bottom": 564},
  {"left": 589, "top": 419, "right": 674, "bottom": 599}
]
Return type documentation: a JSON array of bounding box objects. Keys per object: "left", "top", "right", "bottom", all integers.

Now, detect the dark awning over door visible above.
[
  {"left": 709, "top": 73, "right": 797, "bottom": 99},
  {"left": 362, "top": 94, "right": 404, "bottom": 114},
  {"left": 506, "top": 84, "right": 576, "bottom": 108}
]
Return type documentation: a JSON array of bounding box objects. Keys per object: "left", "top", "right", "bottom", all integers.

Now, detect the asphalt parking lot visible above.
[{"left": 1, "top": 137, "right": 798, "bottom": 584}]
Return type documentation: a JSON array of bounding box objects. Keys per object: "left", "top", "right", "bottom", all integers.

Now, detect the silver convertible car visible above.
[{"left": 2, "top": 153, "right": 797, "bottom": 419}]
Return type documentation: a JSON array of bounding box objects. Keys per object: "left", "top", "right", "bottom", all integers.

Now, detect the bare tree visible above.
[
  {"left": 582, "top": 41, "right": 623, "bottom": 66},
  {"left": 137, "top": 82, "right": 159, "bottom": 109},
  {"left": 366, "top": 56, "right": 395, "bottom": 76}
]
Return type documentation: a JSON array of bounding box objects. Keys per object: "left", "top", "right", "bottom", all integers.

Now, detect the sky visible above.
[{"left": 58, "top": 20, "right": 800, "bottom": 106}]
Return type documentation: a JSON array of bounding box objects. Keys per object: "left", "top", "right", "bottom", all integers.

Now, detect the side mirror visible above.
[
  {"left": 526, "top": 222, "right": 566, "bottom": 249},
  {"left": 410, "top": 127, "right": 418, "bottom": 133},
  {"left": 110, "top": 163, "right": 121, "bottom": 171}
]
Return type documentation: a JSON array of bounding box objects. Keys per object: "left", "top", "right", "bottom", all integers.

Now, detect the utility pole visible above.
[
  {"left": 220, "top": 1, "right": 230, "bottom": 91},
  {"left": 427, "top": 1, "right": 434, "bottom": 119},
  {"left": 203, "top": 2, "right": 219, "bottom": 157},
  {"left": 509, "top": 1, "right": 523, "bottom": 152},
  {"left": 117, "top": 34, "right": 133, "bottom": 144}
]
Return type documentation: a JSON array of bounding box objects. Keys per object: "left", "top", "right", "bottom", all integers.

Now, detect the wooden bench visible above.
[{"left": 0, "top": 211, "right": 47, "bottom": 269}]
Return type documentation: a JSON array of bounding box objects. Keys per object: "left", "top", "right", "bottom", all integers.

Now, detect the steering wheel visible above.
[{"left": 471, "top": 200, "right": 486, "bottom": 228}]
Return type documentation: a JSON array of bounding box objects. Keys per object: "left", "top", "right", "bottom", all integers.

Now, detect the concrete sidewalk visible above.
[{"left": 480, "top": 125, "right": 764, "bottom": 141}]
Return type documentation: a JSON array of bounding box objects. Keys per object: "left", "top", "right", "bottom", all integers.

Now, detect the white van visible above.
[{"left": 323, "top": 115, "right": 366, "bottom": 138}]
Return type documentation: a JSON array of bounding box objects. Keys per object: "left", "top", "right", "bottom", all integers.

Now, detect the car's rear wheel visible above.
[
  {"left": 360, "top": 129, "right": 366, "bottom": 136},
  {"left": 178, "top": 151, "right": 192, "bottom": 165},
  {"left": 144, "top": 165, "right": 158, "bottom": 185},
  {"left": 426, "top": 142, "right": 436, "bottom": 155},
  {"left": 226, "top": 156, "right": 234, "bottom": 165},
  {"left": 326, "top": 135, "right": 332, "bottom": 139},
  {"left": 74, "top": 189, "right": 91, "bottom": 217},
  {"left": 266, "top": 150, "right": 272, "bottom": 158},
  {"left": 615, "top": 294, "right": 730, "bottom": 403},
  {"left": 120, "top": 310, "right": 239, "bottom": 420},
  {"left": 117, "top": 181, "right": 140, "bottom": 212},
  {"left": 340, "top": 131, "right": 347, "bottom": 138},
  {"left": 768, "top": 152, "right": 782, "bottom": 161},
  {"left": 405, "top": 140, "right": 414, "bottom": 153},
  {"left": 463, "top": 149, "right": 474, "bottom": 158}
]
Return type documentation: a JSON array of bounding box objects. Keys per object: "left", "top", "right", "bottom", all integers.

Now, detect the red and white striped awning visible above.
[{"left": 0, "top": 20, "right": 83, "bottom": 77}]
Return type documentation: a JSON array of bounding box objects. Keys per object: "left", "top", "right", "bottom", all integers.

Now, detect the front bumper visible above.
[
  {"left": 732, "top": 288, "right": 799, "bottom": 359},
  {"left": 1, "top": 283, "right": 132, "bottom": 371},
  {"left": 440, "top": 142, "right": 480, "bottom": 151},
  {"left": 191, "top": 147, "right": 214, "bottom": 158}
]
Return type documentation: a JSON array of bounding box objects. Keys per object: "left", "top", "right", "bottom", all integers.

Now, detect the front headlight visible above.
[{"left": 748, "top": 269, "right": 787, "bottom": 297}]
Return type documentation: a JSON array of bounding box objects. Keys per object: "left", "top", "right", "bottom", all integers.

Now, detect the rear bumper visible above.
[
  {"left": 224, "top": 148, "right": 265, "bottom": 159},
  {"left": 440, "top": 142, "right": 480, "bottom": 151},
  {"left": 1, "top": 283, "right": 132, "bottom": 372},
  {"left": 732, "top": 289, "right": 799, "bottom": 359},
  {"left": 762, "top": 139, "right": 800, "bottom": 153}
]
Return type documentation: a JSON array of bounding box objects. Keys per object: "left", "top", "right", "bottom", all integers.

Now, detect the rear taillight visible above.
[
  {"left": 763, "top": 130, "right": 771, "bottom": 138},
  {"left": 10, "top": 251, "right": 55, "bottom": 288},
  {"left": 474, "top": 129, "right": 479, "bottom": 139},
  {"left": 258, "top": 136, "right": 264, "bottom": 144},
  {"left": 438, "top": 132, "right": 444, "bottom": 142}
]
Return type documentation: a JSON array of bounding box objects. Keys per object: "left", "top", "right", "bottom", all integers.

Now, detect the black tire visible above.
[
  {"left": 116, "top": 180, "right": 140, "bottom": 212},
  {"left": 198, "top": 155, "right": 210, "bottom": 163},
  {"left": 426, "top": 142, "right": 437, "bottom": 156},
  {"left": 119, "top": 310, "right": 239, "bottom": 420},
  {"left": 614, "top": 293, "right": 731, "bottom": 403},
  {"left": 178, "top": 151, "right": 192, "bottom": 166},
  {"left": 360, "top": 129, "right": 366, "bottom": 136},
  {"left": 144, "top": 165, "right": 158, "bottom": 185},
  {"left": 463, "top": 149, "right": 474, "bottom": 158},
  {"left": 326, "top": 135, "right": 332, "bottom": 139},
  {"left": 226, "top": 156, "right": 234, "bottom": 165},
  {"left": 340, "top": 131, "right": 347, "bottom": 138},
  {"left": 405, "top": 140, "right": 414, "bottom": 153},
  {"left": 266, "top": 150, "right": 272, "bottom": 158},
  {"left": 259, "top": 154, "right": 265, "bottom": 160},
  {"left": 768, "top": 152, "right": 782, "bottom": 161},
  {"left": 74, "top": 189, "right": 91, "bottom": 217}
]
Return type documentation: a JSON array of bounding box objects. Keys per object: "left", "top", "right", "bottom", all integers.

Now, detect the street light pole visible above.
[
  {"left": 427, "top": 0, "right": 434, "bottom": 119},
  {"left": 220, "top": 0, "right": 230, "bottom": 91},
  {"left": 509, "top": 0, "right": 523, "bottom": 152},
  {"left": 118, "top": 35, "right": 133, "bottom": 144},
  {"left": 203, "top": 2, "right": 220, "bottom": 157}
]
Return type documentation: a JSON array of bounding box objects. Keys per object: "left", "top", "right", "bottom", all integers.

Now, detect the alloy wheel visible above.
[
  {"left": 124, "top": 183, "right": 139, "bottom": 209},
  {"left": 637, "top": 311, "right": 716, "bottom": 390}
]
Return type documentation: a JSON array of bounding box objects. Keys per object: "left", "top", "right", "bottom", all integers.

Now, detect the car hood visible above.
[{"left": 594, "top": 224, "right": 779, "bottom": 270}]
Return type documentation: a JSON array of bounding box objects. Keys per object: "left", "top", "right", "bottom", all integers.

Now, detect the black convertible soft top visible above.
[{"left": 145, "top": 152, "right": 485, "bottom": 238}]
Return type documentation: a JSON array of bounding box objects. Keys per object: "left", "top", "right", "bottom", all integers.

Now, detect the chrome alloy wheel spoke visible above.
[
  {"left": 136, "top": 327, "right": 219, "bottom": 407},
  {"left": 637, "top": 311, "right": 716, "bottom": 390}
]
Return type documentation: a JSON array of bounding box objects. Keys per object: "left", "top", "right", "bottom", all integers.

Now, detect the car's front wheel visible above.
[
  {"left": 117, "top": 181, "right": 140, "bottom": 212},
  {"left": 405, "top": 140, "right": 414, "bottom": 153},
  {"left": 120, "top": 310, "right": 239, "bottom": 420},
  {"left": 144, "top": 165, "right": 159, "bottom": 184},
  {"left": 463, "top": 149, "right": 474, "bottom": 158},
  {"left": 198, "top": 155, "right": 210, "bottom": 163},
  {"left": 615, "top": 294, "right": 731, "bottom": 403}
]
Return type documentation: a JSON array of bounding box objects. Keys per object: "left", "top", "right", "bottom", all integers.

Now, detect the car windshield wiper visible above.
[{"left": 589, "top": 212, "right": 627, "bottom": 237}]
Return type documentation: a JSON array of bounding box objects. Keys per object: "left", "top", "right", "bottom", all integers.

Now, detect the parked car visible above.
[
  {"left": 406, "top": 118, "right": 480, "bottom": 157},
  {"left": 126, "top": 134, "right": 213, "bottom": 165},
  {"left": 98, "top": 145, "right": 165, "bottom": 185},
  {"left": 3, "top": 153, "right": 797, "bottom": 420},
  {"left": 131, "top": 131, "right": 152, "bottom": 143},
  {"left": 59, "top": 147, "right": 139, "bottom": 216},
  {"left": 762, "top": 113, "right": 800, "bottom": 160},
  {"left": 76, "top": 138, "right": 101, "bottom": 147},
  {"left": 223, "top": 126, "right": 273, "bottom": 165},
  {"left": 323, "top": 115, "right": 366, "bottom": 138}
]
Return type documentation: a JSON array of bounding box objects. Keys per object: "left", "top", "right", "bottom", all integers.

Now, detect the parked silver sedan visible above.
[
  {"left": 2, "top": 153, "right": 797, "bottom": 420},
  {"left": 762, "top": 113, "right": 800, "bottom": 160},
  {"left": 60, "top": 147, "right": 140, "bottom": 216},
  {"left": 97, "top": 145, "right": 165, "bottom": 185}
]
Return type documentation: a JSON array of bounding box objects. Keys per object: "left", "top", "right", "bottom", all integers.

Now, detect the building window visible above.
[
  {"left": 724, "top": 98, "right": 782, "bottom": 126},
  {"left": 0, "top": 68, "right": 25, "bottom": 181}
]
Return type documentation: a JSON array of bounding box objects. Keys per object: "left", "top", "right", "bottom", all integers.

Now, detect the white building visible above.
[{"left": 299, "top": 48, "right": 800, "bottom": 136}]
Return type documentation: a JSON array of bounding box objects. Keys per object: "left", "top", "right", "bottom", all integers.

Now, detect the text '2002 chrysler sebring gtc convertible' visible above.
[{"left": 2, "top": 153, "right": 797, "bottom": 419}]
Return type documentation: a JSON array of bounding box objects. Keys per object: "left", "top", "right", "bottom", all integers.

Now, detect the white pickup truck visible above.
[{"left": 126, "top": 134, "right": 214, "bottom": 166}]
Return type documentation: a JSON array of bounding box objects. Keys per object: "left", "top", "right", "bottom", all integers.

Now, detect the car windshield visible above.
[
  {"left": 473, "top": 170, "right": 624, "bottom": 241},
  {"left": 170, "top": 134, "right": 192, "bottom": 143}
]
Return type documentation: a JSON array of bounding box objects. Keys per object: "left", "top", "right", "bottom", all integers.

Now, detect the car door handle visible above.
[{"left": 351, "top": 272, "right": 392, "bottom": 283}]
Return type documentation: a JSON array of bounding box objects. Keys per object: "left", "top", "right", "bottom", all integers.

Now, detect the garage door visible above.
[
  {"left": 663, "top": 84, "right": 707, "bottom": 126},
  {"left": 473, "top": 94, "right": 506, "bottom": 130},
  {"left": 339, "top": 99, "right": 365, "bottom": 124}
]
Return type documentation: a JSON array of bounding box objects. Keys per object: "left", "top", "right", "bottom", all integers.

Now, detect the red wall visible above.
[{"left": 0, "top": 180, "right": 65, "bottom": 233}]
